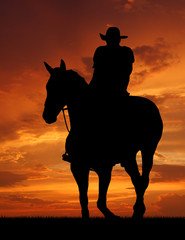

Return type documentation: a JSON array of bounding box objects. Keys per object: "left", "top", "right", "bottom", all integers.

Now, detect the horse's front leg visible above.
[
  {"left": 131, "top": 149, "right": 154, "bottom": 219},
  {"left": 124, "top": 153, "right": 150, "bottom": 219},
  {"left": 71, "top": 163, "right": 90, "bottom": 219},
  {"left": 132, "top": 175, "right": 149, "bottom": 219},
  {"left": 96, "top": 166, "right": 118, "bottom": 218}
]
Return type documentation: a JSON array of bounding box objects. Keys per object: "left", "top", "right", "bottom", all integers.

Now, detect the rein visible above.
[{"left": 62, "top": 107, "right": 70, "bottom": 132}]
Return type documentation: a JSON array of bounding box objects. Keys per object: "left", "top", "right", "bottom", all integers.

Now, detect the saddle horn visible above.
[{"left": 44, "top": 62, "right": 53, "bottom": 74}]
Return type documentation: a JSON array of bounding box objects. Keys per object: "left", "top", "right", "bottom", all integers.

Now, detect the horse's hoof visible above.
[
  {"left": 97, "top": 201, "right": 119, "bottom": 219},
  {"left": 132, "top": 201, "right": 146, "bottom": 220},
  {"left": 105, "top": 211, "right": 120, "bottom": 220},
  {"left": 132, "top": 212, "right": 144, "bottom": 221},
  {"left": 82, "top": 209, "right": 89, "bottom": 219}
]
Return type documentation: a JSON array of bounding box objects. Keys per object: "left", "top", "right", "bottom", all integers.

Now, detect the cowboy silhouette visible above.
[{"left": 89, "top": 27, "right": 134, "bottom": 96}]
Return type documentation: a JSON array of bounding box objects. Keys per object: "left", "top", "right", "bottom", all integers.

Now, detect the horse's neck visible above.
[
  {"left": 67, "top": 102, "right": 85, "bottom": 132},
  {"left": 66, "top": 86, "right": 88, "bottom": 131}
]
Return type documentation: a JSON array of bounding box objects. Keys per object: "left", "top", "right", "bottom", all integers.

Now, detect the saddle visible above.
[{"left": 62, "top": 94, "right": 131, "bottom": 164}]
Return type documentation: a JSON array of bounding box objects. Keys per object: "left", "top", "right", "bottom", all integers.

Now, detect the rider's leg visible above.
[{"left": 71, "top": 163, "right": 90, "bottom": 219}]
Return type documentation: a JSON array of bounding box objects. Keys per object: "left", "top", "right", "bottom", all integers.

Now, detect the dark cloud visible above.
[
  {"left": 154, "top": 194, "right": 185, "bottom": 217},
  {"left": 112, "top": 164, "right": 185, "bottom": 184},
  {"left": 8, "top": 194, "right": 66, "bottom": 206},
  {"left": 147, "top": 0, "right": 185, "bottom": 11},
  {"left": 82, "top": 38, "right": 179, "bottom": 86},
  {"left": 81, "top": 57, "right": 93, "bottom": 74},
  {"left": 151, "top": 164, "right": 185, "bottom": 183},
  {"left": 131, "top": 70, "right": 149, "bottom": 85},
  {"left": 0, "top": 93, "right": 66, "bottom": 144},
  {"left": 0, "top": 193, "right": 68, "bottom": 211},
  {"left": 0, "top": 121, "right": 20, "bottom": 143},
  {"left": 140, "top": 92, "right": 182, "bottom": 106},
  {"left": 132, "top": 38, "right": 179, "bottom": 85},
  {"left": 0, "top": 169, "right": 50, "bottom": 187},
  {"left": 81, "top": 57, "right": 93, "bottom": 83},
  {"left": 0, "top": 116, "right": 45, "bottom": 144},
  {"left": 0, "top": 171, "right": 28, "bottom": 187},
  {"left": 134, "top": 39, "right": 173, "bottom": 68}
]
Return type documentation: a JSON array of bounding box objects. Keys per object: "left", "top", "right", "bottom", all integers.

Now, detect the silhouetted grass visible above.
[{"left": 0, "top": 216, "right": 184, "bottom": 225}]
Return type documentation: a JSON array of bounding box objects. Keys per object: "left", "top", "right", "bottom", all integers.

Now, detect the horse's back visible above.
[{"left": 124, "top": 96, "right": 163, "bottom": 145}]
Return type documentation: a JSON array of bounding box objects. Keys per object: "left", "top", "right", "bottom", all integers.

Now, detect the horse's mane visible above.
[
  {"left": 46, "top": 68, "right": 87, "bottom": 95},
  {"left": 65, "top": 70, "right": 88, "bottom": 89}
]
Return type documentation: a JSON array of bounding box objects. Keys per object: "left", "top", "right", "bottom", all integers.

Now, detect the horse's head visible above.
[
  {"left": 43, "top": 59, "right": 88, "bottom": 125},
  {"left": 43, "top": 59, "right": 68, "bottom": 124}
]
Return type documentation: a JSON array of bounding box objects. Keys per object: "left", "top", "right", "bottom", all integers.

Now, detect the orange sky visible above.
[{"left": 0, "top": 0, "right": 185, "bottom": 217}]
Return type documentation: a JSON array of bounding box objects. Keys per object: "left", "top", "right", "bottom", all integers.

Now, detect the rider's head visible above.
[
  {"left": 100, "top": 27, "right": 128, "bottom": 47},
  {"left": 106, "top": 36, "right": 121, "bottom": 47}
]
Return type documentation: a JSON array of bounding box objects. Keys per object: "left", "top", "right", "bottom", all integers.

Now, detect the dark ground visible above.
[{"left": 0, "top": 217, "right": 184, "bottom": 237}]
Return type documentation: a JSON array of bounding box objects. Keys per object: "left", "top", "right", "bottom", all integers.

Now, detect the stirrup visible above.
[
  {"left": 123, "top": 91, "right": 130, "bottom": 96},
  {"left": 62, "top": 152, "right": 72, "bottom": 162}
]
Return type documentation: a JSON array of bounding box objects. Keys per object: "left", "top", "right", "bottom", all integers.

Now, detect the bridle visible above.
[{"left": 62, "top": 107, "right": 70, "bottom": 132}]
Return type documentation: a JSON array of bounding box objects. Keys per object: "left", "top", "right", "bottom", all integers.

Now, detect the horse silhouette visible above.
[{"left": 43, "top": 59, "right": 163, "bottom": 219}]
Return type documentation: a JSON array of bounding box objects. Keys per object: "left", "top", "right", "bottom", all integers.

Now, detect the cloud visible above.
[
  {"left": 0, "top": 150, "right": 26, "bottom": 164},
  {"left": 81, "top": 57, "right": 93, "bottom": 74},
  {"left": 154, "top": 194, "right": 185, "bottom": 217},
  {"left": 154, "top": 152, "right": 167, "bottom": 160},
  {"left": 132, "top": 38, "right": 179, "bottom": 85},
  {"left": 81, "top": 57, "right": 93, "bottom": 83},
  {"left": 140, "top": 92, "right": 183, "bottom": 107},
  {"left": 0, "top": 69, "right": 46, "bottom": 144},
  {"left": 151, "top": 164, "right": 185, "bottom": 183},
  {"left": 115, "top": 0, "right": 185, "bottom": 14},
  {"left": 0, "top": 194, "right": 68, "bottom": 213},
  {"left": 142, "top": 93, "right": 185, "bottom": 149},
  {"left": 112, "top": 0, "right": 151, "bottom": 12},
  {"left": 82, "top": 38, "right": 179, "bottom": 86},
  {"left": 0, "top": 68, "right": 67, "bottom": 145}
]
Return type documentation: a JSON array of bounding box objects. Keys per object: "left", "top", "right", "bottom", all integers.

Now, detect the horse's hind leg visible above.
[{"left": 71, "top": 163, "right": 89, "bottom": 219}]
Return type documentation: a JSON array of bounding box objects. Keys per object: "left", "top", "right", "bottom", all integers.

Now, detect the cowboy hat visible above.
[{"left": 100, "top": 27, "right": 128, "bottom": 41}]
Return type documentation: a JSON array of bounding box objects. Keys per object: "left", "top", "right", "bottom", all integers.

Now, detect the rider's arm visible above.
[
  {"left": 93, "top": 46, "right": 105, "bottom": 69},
  {"left": 124, "top": 47, "right": 135, "bottom": 75}
]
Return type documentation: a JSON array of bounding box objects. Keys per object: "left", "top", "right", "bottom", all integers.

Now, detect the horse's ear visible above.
[
  {"left": 44, "top": 62, "right": 53, "bottom": 74},
  {"left": 60, "top": 59, "right": 66, "bottom": 71}
]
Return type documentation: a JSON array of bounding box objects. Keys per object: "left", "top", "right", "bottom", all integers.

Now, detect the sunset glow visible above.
[{"left": 0, "top": 0, "right": 185, "bottom": 217}]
